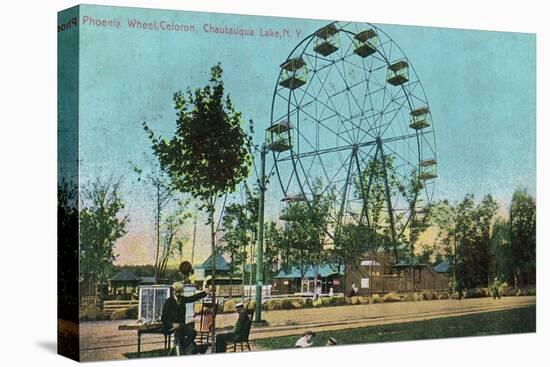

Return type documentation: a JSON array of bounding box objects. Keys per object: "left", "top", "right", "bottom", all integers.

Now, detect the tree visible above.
[
  {"left": 509, "top": 189, "right": 536, "bottom": 288},
  {"left": 279, "top": 179, "right": 334, "bottom": 288},
  {"left": 58, "top": 179, "right": 79, "bottom": 321},
  {"left": 156, "top": 199, "right": 192, "bottom": 283},
  {"left": 491, "top": 218, "right": 513, "bottom": 284},
  {"left": 79, "top": 177, "right": 128, "bottom": 302},
  {"left": 145, "top": 64, "right": 253, "bottom": 349},
  {"left": 333, "top": 222, "right": 370, "bottom": 291},
  {"left": 220, "top": 185, "right": 259, "bottom": 297},
  {"left": 263, "top": 221, "right": 283, "bottom": 283},
  {"left": 132, "top": 156, "right": 174, "bottom": 283}
]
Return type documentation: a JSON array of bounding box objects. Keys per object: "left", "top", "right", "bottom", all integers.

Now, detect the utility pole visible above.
[{"left": 254, "top": 144, "right": 267, "bottom": 323}]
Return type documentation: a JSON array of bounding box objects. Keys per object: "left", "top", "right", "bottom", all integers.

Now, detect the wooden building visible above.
[
  {"left": 345, "top": 254, "right": 448, "bottom": 296},
  {"left": 271, "top": 263, "right": 344, "bottom": 295}
]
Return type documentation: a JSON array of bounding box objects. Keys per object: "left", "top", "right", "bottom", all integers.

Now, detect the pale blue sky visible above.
[{"left": 65, "top": 5, "right": 535, "bottom": 264}]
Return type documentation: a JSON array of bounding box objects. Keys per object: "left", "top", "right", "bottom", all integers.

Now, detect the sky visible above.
[{"left": 60, "top": 4, "right": 536, "bottom": 265}]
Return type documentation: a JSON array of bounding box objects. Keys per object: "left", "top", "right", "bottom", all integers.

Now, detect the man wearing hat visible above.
[
  {"left": 214, "top": 302, "right": 252, "bottom": 352},
  {"left": 295, "top": 331, "right": 315, "bottom": 347},
  {"left": 162, "top": 281, "right": 209, "bottom": 355}
]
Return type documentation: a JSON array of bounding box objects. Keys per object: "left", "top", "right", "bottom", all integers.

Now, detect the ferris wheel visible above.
[{"left": 267, "top": 21, "right": 437, "bottom": 252}]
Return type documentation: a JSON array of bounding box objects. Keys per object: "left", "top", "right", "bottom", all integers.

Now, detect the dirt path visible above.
[{"left": 79, "top": 296, "right": 535, "bottom": 361}]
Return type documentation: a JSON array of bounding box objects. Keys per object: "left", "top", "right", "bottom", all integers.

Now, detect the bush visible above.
[
  {"left": 312, "top": 298, "right": 323, "bottom": 307},
  {"left": 350, "top": 296, "right": 360, "bottom": 305},
  {"left": 223, "top": 299, "right": 236, "bottom": 313},
  {"left": 263, "top": 299, "right": 283, "bottom": 311},
  {"left": 464, "top": 288, "right": 485, "bottom": 299},
  {"left": 439, "top": 292, "right": 449, "bottom": 300},
  {"left": 358, "top": 296, "right": 369, "bottom": 304},
  {"left": 383, "top": 292, "right": 402, "bottom": 302},
  {"left": 291, "top": 301, "right": 302, "bottom": 309},
  {"left": 331, "top": 295, "right": 346, "bottom": 305},
  {"left": 80, "top": 304, "right": 105, "bottom": 321},
  {"left": 371, "top": 294, "right": 383, "bottom": 304},
  {"left": 128, "top": 305, "right": 138, "bottom": 319},
  {"left": 403, "top": 292, "right": 423, "bottom": 302},
  {"left": 110, "top": 308, "right": 129, "bottom": 320},
  {"left": 280, "top": 299, "right": 293, "bottom": 310},
  {"left": 301, "top": 299, "right": 313, "bottom": 308},
  {"left": 422, "top": 290, "right": 435, "bottom": 301}
]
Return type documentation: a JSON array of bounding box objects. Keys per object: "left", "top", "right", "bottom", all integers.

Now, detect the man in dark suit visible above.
[
  {"left": 162, "top": 282, "right": 208, "bottom": 355},
  {"left": 214, "top": 302, "right": 252, "bottom": 352}
]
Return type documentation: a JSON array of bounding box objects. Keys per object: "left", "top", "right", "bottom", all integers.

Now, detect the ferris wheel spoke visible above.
[
  {"left": 332, "top": 58, "right": 374, "bottom": 143},
  {"left": 372, "top": 92, "right": 412, "bottom": 141},
  {"left": 300, "top": 72, "right": 357, "bottom": 144}
]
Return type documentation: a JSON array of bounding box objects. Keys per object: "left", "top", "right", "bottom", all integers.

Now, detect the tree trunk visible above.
[{"left": 209, "top": 202, "right": 217, "bottom": 353}]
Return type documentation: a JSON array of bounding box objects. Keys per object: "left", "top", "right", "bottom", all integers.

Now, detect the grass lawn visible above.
[{"left": 255, "top": 305, "right": 536, "bottom": 350}]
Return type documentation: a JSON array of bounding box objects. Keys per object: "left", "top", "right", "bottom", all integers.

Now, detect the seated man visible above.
[
  {"left": 162, "top": 282, "right": 208, "bottom": 355},
  {"left": 215, "top": 302, "right": 252, "bottom": 352}
]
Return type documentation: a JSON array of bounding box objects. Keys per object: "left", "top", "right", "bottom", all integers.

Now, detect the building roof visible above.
[
  {"left": 109, "top": 269, "right": 141, "bottom": 283},
  {"left": 392, "top": 259, "right": 432, "bottom": 271},
  {"left": 433, "top": 260, "right": 450, "bottom": 273},
  {"left": 195, "top": 252, "right": 230, "bottom": 271},
  {"left": 274, "top": 264, "right": 344, "bottom": 279}
]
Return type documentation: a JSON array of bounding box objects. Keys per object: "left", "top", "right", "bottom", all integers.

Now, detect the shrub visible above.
[
  {"left": 383, "top": 292, "right": 401, "bottom": 302},
  {"left": 464, "top": 288, "right": 485, "bottom": 299},
  {"left": 350, "top": 296, "right": 360, "bottom": 305},
  {"left": 301, "top": 299, "right": 313, "bottom": 308},
  {"left": 223, "top": 299, "right": 236, "bottom": 313},
  {"left": 291, "top": 301, "right": 302, "bottom": 309},
  {"left": 371, "top": 294, "right": 383, "bottom": 304},
  {"left": 280, "top": 299, "right": 293, "bottom": 310},
  {"left": 80, "top": 304, "right": 104, "bottom": 321},
  {"left": 110, "top": 308, "right": 129, "bottom": 320},
  {"left": 263, "top": 299, "right": 283, "bottom": 311},
  {"left": 422, "top": 290, "right": 435, "bottom": 301},
  {"left": 332, "top": 295, "right": 346, "bottom": 305},
  {"left": 439, "top": 292, "right": 449, "bottom": 300},
  {"left": 358, "top": 296, "right": 370, "bottom": 304},
  {"left": 312, "top": 298, "right": 323, "bottom": 307}
]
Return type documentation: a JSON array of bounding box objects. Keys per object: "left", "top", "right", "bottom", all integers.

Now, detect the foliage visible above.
[
  {"left": 131, "top": 155, "right": 176, "bottom": 283},
  {"left": 355, "top": 155, "right": 429, "bottom": 263},
  {"left": 509, "top": 189, "right": 536, "bottom": 287},
  {"left": 144, "top": 63, "right": 253, "bottom": 296},
  {"left": 144, "top": 64, "right": 253, "bottom": 205},
  {"left": 278, "top": 179, "right": 335, "bottom": 279},
  {"left": 491, "top": 218, "right": 513, "bottom": 284},
  {"left": 58, "top": 179, "right": 80, "bottom": 321},
  {"left": 433, "top": 194, "right": 498, "bottom": 289},
  {"left": 110, "top": 305, "right": 138, "bottom": 320},
  {"left": 79, "top": 177, "right": 128, "bottom": 294},
  {"left": 156, "top": 199, "right": 192, "bottom": 282},
  {"left": 221, "top": 185, "right": 258, "bottom": 288}
]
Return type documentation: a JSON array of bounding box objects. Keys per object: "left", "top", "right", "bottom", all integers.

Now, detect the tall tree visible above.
[
  {"left": 144, "top": 64, "right": 252, "bottom": 349},
  {"left": 491, "top": 218, "right": 513, "bottom": 284},
  {"left": 79, "top": 177, "right": 128, "bottom": 302},
  {"left": 132, "top": 157, "right": 173, "bottom": 283},
  {"left": 156, "top": 199, "right": 192, "bottom": 283},
  {"left": 509, "top": 189, "right": 536, "bottom": 288}
]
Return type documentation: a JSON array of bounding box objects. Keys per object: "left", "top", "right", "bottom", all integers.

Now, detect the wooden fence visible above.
[{"left": 103, "top": 300, "right": 138, "bottom": 317}]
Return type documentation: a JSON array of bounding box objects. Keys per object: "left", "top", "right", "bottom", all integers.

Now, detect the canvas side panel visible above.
[{"left": 57, "top": 5, "right": 80, "bottom": 362}]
